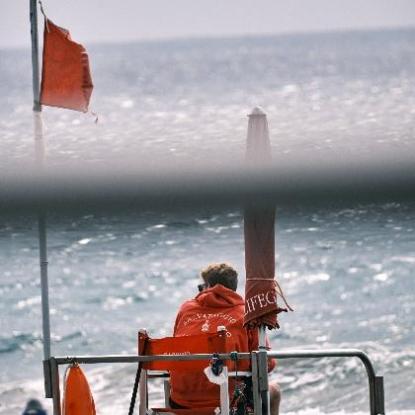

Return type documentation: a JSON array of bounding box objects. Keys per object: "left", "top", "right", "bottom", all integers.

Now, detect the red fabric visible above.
[
  {"left": 40, "top": 19, "right": 93, "bottom": 112},
  {"left": 244, "top": 207, "right": 288, "bottom": 329},
  {"left": 62, "top": 365, "right": 96, "bottom": 415},
  {"left": 169, "top": 284, "right": 275, "bottom": 408},
  {"left": 138, "top": 331, "right": 226, "bottom": 371}
]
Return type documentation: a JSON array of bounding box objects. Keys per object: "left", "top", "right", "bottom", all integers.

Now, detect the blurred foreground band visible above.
[{"left": 1, "top": 157, "right": 415, "bottom": 214}]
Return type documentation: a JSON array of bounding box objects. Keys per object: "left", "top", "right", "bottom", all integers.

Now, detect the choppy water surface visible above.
[
  {"left": 1, "top": 29, "right": 415, "bottom": 169},
  {"left": 1, "top": 28, "right": 415, "bottom": 414}
]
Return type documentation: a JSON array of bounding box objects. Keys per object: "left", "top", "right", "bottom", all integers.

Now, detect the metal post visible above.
[
  {"left": 43, "top": 359, "right": 53, "bottom": 399},
  {"left": 30, "top": 0, "right": 41, "bottom": 113},
  {"left": 30, "top": 0, "right": 51, "bottom": 364},
  {"left": 139, "top": 370, "right": 147, "bottom": 415},
  {"left": 251, "top": 352, "right": 261, "bottom": 415},
  {"left": 258, "top": 325, "right": 270, "bottom": 415},
  {"left": 374, "top": 376, "right": 385, "bottom": 415},
  {"left": 163, "top": 378, "right": 170, "bottom": 407},
  {"left": 50, "top": 358, "right": 62, "bottom": 415},
  {"left": 38, "top": 212, "right": 50, "bottom": 360},
  {"left": 258, "top": 325, "right": 266, "bottom": 349},
  {"left": 219, "top": 366, "right": 230, "bottom": 415}
]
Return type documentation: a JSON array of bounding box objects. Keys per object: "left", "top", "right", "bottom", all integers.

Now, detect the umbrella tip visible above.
[{"left": 248, "top": 106, "right": 266, "bottom": 117}]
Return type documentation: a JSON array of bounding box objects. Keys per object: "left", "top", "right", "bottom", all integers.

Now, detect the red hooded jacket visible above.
[{"left": 170, "top": 284, "right": 275, "bottom": 408}]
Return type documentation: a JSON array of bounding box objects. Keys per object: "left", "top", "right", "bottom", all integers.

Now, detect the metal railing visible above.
[
  {"left": 268, "top": 349, "right": 385, "bottom": 415},
  {"left": 43, "top": 348, "right": 385, "bottom": 415}
]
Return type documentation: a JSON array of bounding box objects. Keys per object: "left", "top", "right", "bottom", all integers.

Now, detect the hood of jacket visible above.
[{"left": 194, "top": 284, "right": 244, "bottom": 308}]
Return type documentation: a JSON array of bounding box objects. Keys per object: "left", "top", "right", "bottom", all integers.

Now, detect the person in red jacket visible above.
[{"left": 169, "top": 263, "right": 281, "bottom": 414}]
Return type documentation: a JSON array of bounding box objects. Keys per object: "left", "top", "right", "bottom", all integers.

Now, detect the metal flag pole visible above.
[{"left": 30, "top": 0, "right": 51, "bottom": 362}]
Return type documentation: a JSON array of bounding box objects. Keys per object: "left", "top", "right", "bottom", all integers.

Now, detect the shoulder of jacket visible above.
[{"left": 178, "top": 298, "right": 199, "bottom": 313}]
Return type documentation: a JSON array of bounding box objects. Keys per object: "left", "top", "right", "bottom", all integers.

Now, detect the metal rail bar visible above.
[
  {"left": 46, "top": 349, "right": 384, "bottom": 415},
  {"left": 147, "top": 371, "right": 252, "bottom": 378},
  {"left": 267, "top": 349, "right": 385, "bottom": 415},
  {"left": 53, "top": 353, "right": 251, "bottom": 365}
]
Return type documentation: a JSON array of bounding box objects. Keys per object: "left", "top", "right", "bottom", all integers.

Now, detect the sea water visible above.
[{"left": 1, "top": 29, "right": 415, "bottom": 414}]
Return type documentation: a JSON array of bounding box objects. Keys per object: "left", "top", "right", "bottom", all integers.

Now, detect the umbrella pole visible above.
[
  {"left": 30, "top": 0, "right": 51, "bottom": 362},
  {"left": 258, "top": 325, "right": 271, "bottom": 415}
]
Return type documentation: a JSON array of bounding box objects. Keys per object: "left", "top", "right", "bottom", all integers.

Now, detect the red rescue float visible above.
[{"left": 62, "top": 364, "right": 96, "bottom": 415}]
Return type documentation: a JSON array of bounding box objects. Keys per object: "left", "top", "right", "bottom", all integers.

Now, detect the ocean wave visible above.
[
  {"left": 0, "top": 330, "right": 85, "bottom": 355},
  {"left": 0, "top": 332, "right": 41, "bottom": 354}
]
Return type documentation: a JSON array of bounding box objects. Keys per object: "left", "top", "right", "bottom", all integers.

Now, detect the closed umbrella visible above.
[
  {"left": 243, "top": 107, "right": 292, "bottom": 414},
  {"left": 243, "top": 107, "right": 292, "bottom": 330}
]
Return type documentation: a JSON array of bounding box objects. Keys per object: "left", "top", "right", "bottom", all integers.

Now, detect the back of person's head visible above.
[
  {"left": 22, "top": 399, "right": 47, "bottom": 415},
  {"left": 201, "top": 263, "right": 238, "bottom": 291}
]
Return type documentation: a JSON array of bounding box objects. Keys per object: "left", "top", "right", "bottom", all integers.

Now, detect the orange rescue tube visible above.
[{"left": 62, "top": 364, "right": 96, "bottom": 415}]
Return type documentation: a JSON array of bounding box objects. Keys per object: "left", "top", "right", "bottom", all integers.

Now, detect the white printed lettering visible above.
[
  {"left": 266, "top": 291, "right": 276, "bottom": 305},
  {"left": 258, "top": 293, "right": 267, "bottom": 308}
]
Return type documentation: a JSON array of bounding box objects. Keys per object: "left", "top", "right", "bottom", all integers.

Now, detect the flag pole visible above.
[{"left": 30, "top": 0, "right": 51, "bottom": 361}]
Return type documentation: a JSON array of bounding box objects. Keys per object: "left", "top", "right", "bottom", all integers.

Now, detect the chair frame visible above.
[{"left": 140, "top": 368, "right": 254, "bottom": 415}]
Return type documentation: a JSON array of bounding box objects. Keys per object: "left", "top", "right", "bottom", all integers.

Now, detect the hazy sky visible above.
[{"left": 1, "top": 0, "right": 415, "bottom": 49}]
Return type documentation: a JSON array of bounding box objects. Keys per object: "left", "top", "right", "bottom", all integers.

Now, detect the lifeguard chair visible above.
[{"left": 136, "top": 328, "right": 254, "bottom": 415}]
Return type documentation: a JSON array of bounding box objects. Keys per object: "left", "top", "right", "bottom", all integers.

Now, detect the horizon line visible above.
[{"left": 2, "top": 24, "right": 415, "bottom": 52}]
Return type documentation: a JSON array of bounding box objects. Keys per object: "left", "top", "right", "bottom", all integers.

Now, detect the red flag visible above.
[{"left": 40, "top": 19, "right": 93, "bottom": 112}]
